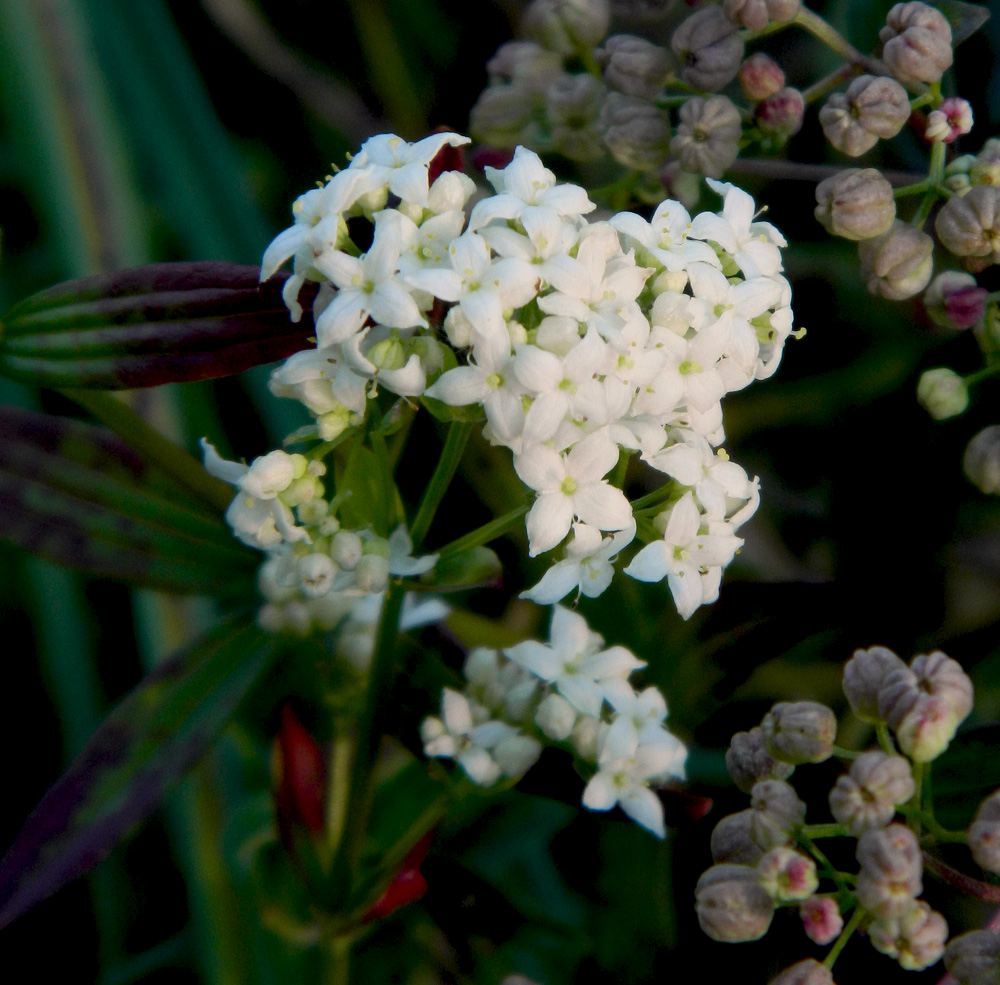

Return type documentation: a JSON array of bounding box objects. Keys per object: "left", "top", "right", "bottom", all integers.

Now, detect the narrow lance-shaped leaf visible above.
[
  {"left": 0, "top": 613, "right": 279, "bottom": 931},
  {"left": 0, "top": 262, "right": 318, "bottom": 389}
]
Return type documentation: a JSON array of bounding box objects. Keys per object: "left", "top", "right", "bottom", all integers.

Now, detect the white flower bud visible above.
[
  {"left": 670, "top": 95, "right": 741, "bottom": 179},
  {"left": 917, "top": 367, "right": 969, "bottom": 420},
  {"left": 671, "top": 6, "right": 745, "bottom": 91},
  {"left": 598, "top": 34, "right": 671, "bottom": 101},
  {"left": 857, "top": 220, "right": 934, "bottom": 301},
  {"left": 546, "top": 73, "right": 608, "bottom": 161},
  {"left": 354, "top": 554, "right": 390, "bottom": 594},
  {"left": 869, "top": 901, "right": 948, "bottom": 971},
  {"left": 521, "top": 0, "right": 611, "bottom": 56},
  {"left": 535, "top": 693, "right": 578, "bottom": 740},
  {"left": 571, "top": 715, "right": 603, "bottom": 760},
  {"left": 879, "top": 2, "right": 953, "bottom": 86},
  {"left": 964, "top": 426, "right": 1000, "bottom": 495},
  {"left": 599, "top": 94, "right": 671, "bottom": 170},
  {"left": 297, "top": 553, "right": 338, "bottom": 599},
  {"left": 239, "top": 450, "right": 301, "bottom": 499},
  {"left": 331, "top": 530, "right": 363, "bottom": 570},
  {"left": 814, "top": 168, "right": 896, "bottom": 241},
  {"left": 819, "top": 75, "right": 910, "bottom": 157}
]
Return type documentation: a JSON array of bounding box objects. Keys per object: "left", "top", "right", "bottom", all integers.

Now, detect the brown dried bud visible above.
[
  {"left": 739, "top": 53, "right": 785, "bottom": 102},
  {"left": 879, "top": 2, "right": 953, "bottom": 86},
  {"left": 969, "top": 790, "right": 1000, "bottom": 875},
  {"left": 800, "top": 896, "right": 844, "bottom": 946},
  {"left": 819, "top": 75, "right": 911, "bottom": 157},
  {"left": 754, "top": 87, "right": 805, "bottom": 138},
  {"left": 814, "top": 168, "right": 896, "bottom": 241},
  {"left": 857, "top": 220, "right": 934, "bottom": 301},
  {"left": 869, "top": 901, "right": 949, "bottom": 971},
  {"left": 761, "top": 701, "right": 836, "bottom": 765},
  {"left": 546, "top": 73, "right": 608, "bottom": 161},
  {"left": 671, "top": 6, "right": 745, "bottom": 92},
  {"left": 924, "top": 271, "right": 988, "bottom": 330},
  {"left": 756, "top": 847, "right": 818, "bottom": 901},
  {"left": 856, "top": 823, "right": 923, "bottom": 917},
  {"left": 936, "top": 186, "right": 1000, "bottom": 268},
  {"left": 522, "top": 0, "right": 611, "bottom": 55},
  {"left": 695, "top": 863, "right": 775, "bottom": 942},
  {"left": 598, "top": 34, "right": 672, "bottom": 100},
  {"left": 711, "top": 809, "right": 767, "bottom": 865},
  {"left": 944, "top": 929, "right": 1000, "bottom": 985},
  {"left": 599, "top": 94, "right": 671, "bottom": 170},
  {"left": 750, "top": 779, "right": 807, "bottom": 848},
  {"left": 844, "top": 645, "right": 908, "bottom": 722},
  {"left": 829, "top": 751, "right": 915, "bottom": 835},
  {"left": 768, "top": 959, "right": 835, "bottom": 985},
  {"left": 670, "top": 95, "right": 741, "bottom": 179},
  {"left": 965, "top": 426, "right": 1000, "bottom": 495},
  {"left": 726, "top": 726, "right": 795, "bottom": 793}
]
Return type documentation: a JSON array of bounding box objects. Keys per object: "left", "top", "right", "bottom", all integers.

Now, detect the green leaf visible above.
[
  {"left": 336, "top": 441, "right": 400, "bottom": 536},
  {"left": 0, "top": 612, "right": 279, "bottom": 931},
  {"left": 935, "top": 0, "right": 991, "bottom": 45},
  {"left": 419, "top": 545, "right": 502, "bottom": 592}
]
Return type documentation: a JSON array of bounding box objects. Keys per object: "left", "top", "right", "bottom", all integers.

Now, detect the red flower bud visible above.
[
  {"left": 362, "top": 832, "right": 435, "bottom": 923},
  {"left": 272, "top": 704, "right": 327, "bottom": 849}
]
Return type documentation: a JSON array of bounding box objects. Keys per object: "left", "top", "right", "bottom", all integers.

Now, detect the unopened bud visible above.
[
  {"left": 521, "top": 0, "right": 611, "bottom": 55},
  {"left": 768, "top": 958, "right": 835, "bottom": 985},
  {"left": 726, "top": 726, "right": 795, "bottom": 793},
  {"left": 711, "top": 809, "right": 766, "bottom": 865},
  {"left": 695, "top": 863, "right": 775, "bottom": 942},
  {"left": 944, "top": 928, "right": 1000, "bottom": 985},
  {"left": 598, "top": 35, "right": 671, "bottom": 100},
  {"left": 739, "top": 53, "right": 785, "bottom": 102},
  {"left": 924, "top": 271, "right": 987, "bottom": 329},
  {"left": 880, "top": 651, "right": 973, "bottom": 732},
  {"left": 724, "top": 0, "right": 801, "bottom": 31},
  {"left": 296, "top": 553, "right": 337, "bottom": 599},
  {"left": 470, "top": 86, "right": 540, "bottom": 147},
  {"left": 857, "top": 220, "right": 934, "bottom": 301},
  {"left": 917, "top": 367, "right": 968, "bottom": 420},
  {"left": 936, "top": 186, "right": 1000, "bottom": 269},
  {"left": 354, "top": 553, "right": 390, "bottom": 593},
  {"left": 843, "top": 645, "right": 907, "bottom": 721},
  {"left": 964, "top": 426, "right": 1000, "bottom": 495},
  {"left": 869, "top": 901, "right": 949, "bottom": 971},
  {"left": 362, "top": 832, "right": 433, "bottom": 923},
  {"left": 240, "top": 450, "right": 300, "bottom": 499},
  {"left": 670, "top": 95, "right": 741, "bottom": 179},
  {"left": 546, "top": 73, "right": 607, "bottom": 161},
  {"left": 968, "top": 790, "right": 1000, "bottom": 875},
  {"left": 756, "top": 847, "right": 818, "bottom": 901},
  {"left": 571, "top": 715, "right": 603, "bottom": 760},
  {"left": 829, "top": 751, "right": 915, "bottom": 835},
  {"left": 600, "top": 94, "right": 671, "bottom": 170},
  {"left": 272, "top": 704, "right": 327, "bottom": 852},
  {"left": 800, "top": 897, "right": 844, "bottom": 946},
  {"left": 761, "top": 701, "right": 836, "bottom": 765},
  {"left": 856, "top": 823, "right": 923, "bottom": 917},
  {"left": 670, "top": 6, "right": 745, "bottom": 92},
  {"left": 926, "top": 98, "right": 974, "bottom": 144},
  {"left": 972, "top": 141, "right": 1000, "bottom": 188},
  {"left": 487, "top": 41, "right": 564, "bottom": 92},
  {"left": 879, "top": 2, "right": 953, "bottom": 86},
  {"left": 819, "top": 75, "right": 910, "bottom": 157},
  {"left": 815, "top": 168, "right": 896, "bottom": 241},
  {"left": 535, "top": 693, "right": 577, "bottom": 740},
  {"left": 750, "top": 779, "right": 807, "bottom": 848},
  {"left": 754, "top": 87, "right": 804, "bottom": 138},
  {"left": 331, "top": 530, "right": 363, "bottom": 569}
]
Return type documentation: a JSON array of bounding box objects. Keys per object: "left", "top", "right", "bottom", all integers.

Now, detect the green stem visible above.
[
  {"left": 800, "top": 823, "right": 850, "bottom": 840},
  {"left": 823, "top": 905, "right": 864, "bottom": 970},
  {"left": 831, "top": 745, "right": 859, "bottom": 760},
  {"left": 965, "top": 364, "right": 1000, "bottom": 388},
  {"left": 876, "top": 722, "right": 896, "bottom": 755},
  {"left": 60, "top": 388, "right": 233, "bottom": 513},
  {"left": 435, "top": 504, "right": 529, "bottom": 561},
  {"left": 630, "top": 482, "right": 675, "bottom": 512},
  {"left": 801, "top": 63, "right": 857, "bottom": 105},
  {"left": 321, "top": 931, "right": 353, "bottom": 985},
  {"left": 793, "top": 6, "right": 872, "bottom": 67},
  {"left": 410, "top": 421, "right": 475, "bottom": 550}
]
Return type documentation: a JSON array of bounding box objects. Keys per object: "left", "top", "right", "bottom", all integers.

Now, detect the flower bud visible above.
[
  {"left": 695, "top": 863, "right": 775, "bottom": 942},
  {"left": 965, "top": 426, "right": 1000, "bottom": 495},
  {"left": 726, "top": 726, "right": 795, "bottom": 793},
  {"left": 971, "top": 141, "right": 1000, "bottom": 188},
  {"left": 354, "top": 553, "right": 390, "bottom": 594},
  {"left": 880, "top": 651, "right": 973, "bottom": 731},
  {"left": 362, "top": 832, "right": 433, "bottom": 923},
  {"left": 535, "top": 693, "right": 577, "bottom": 740},
  {"left": 239, "top": 450, "right": 300, "bottom": 499},
  {"left": 546, "top": 73, "right": 607, "bottom": 161},
  {"left": 487, "top": 41, "right": 564, "bottom": 93},
  {"left": 869, "top": 901, "right": 949, "bottom": 971},
  {"left": 598, "top": 34, "right": 671, "bottom": 100},
  {"left": 800, "top": 897, "right": 844, "bottom": 946},
  {"left": 936, "top": 186, "right": 1000, "bottom": 268},
  {"left": 599, "top": 94, "right": 671, "bottom": 170},
  {"left": 829, "top": 751, "right": 915, "bottom": 835},
  {"left": 924, "top": 271, "right": 987, "bottom": 329},
  {"left": 926, "top": 98, "right": 974, "bottom": 144},
  {"left": 879, "top": 2, "right": 953, "bottom": 86},
  {"left": 944, "top": 929, "right": 1000, "bottom": 985},
  {"left": 968, "top": 790, "right": 1000, "bottom": 875},
  {"left": 521, "top": 0, "right": 611, "bottom": 56},
  {"left": 756, "top": 847, "right": 818, "bottom": 901},
  {"left": 739, "top": 53, "right": 785, "bottom": 102},
  {"left": 768, "top": 958, "right": 835, "bottom": 985},
  {"left": 670, "top": 6, "right": 745, "bottom": 92},
  {"left": 761, "top": 701, "right": 836, "bottom": 765},
  {"left": 814, "top": 168, "right": 896, "bottom": 241},
  {"left": 711, "top": 809, "right": 767, "bottom": 865},
  {"left": 750, "top": 779, "right": 807, "bottom": 848},
  {"left": 843, "top": 645, "right": 907, "bottom": 721},
  {"left": 819, "top": 75, "right": 910, "bottom": 157},
  {"left": 857, "top": 220, "right": 934, "bottom": 301},
  {"left": 917, "top": 367, "right": 968, "bottom": 420},
  {"left": 296, "top": 553, "right": 337, "bottom": 599},
  {"left": 724, "top": 0, "right": 801, "bottom": 31},
  {"left": 571, "top": 714, "right": 603, "bottom": 760},
  {"left": 670, "top": 95, "right": 741, "bottom": 179},
  {"left": 470, "top": 86, "right": 540, "bottom": 147},
  {"left": 331, "top": 529, "right": 363, "bottom": 569},
  {"left": 272, "top": 704, "right": 326, "bottom": 853},
  {"left": 856, "top": 823, "right": 923, "bottom": 917},
  {"left": 754, "top": 87, "right": 804, "bottom": 138}
]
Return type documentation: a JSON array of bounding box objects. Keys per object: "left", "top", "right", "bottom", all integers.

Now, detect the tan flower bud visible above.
[
  {"left": 671, "top": 6, "right": 745, "bottom": 92},
  {"left": 814, "top": 168, "right": 896, "bottom": 241},
  {"left": 829, "top": 751, "right": 915, "bottom": 835},
  {"left": 695, "top": 863, "right": 775, "bottom": 942},
  {"left": 944, "top": 928, "right": 1000, "bottom": 985},
  {"left": 762, "top": 701, "right": 837, "bottom": 764},
  {"left": 936, "top": 186, "right": 1000, "bottom": 267},
  {"left": 843, "top": 645, "right": 907, "bottom": 722},
  {"left": 879, "top": 2, "right": 954, "bottom": 86},
  {"left": 711, "top": 809, "right": 767, "bottom": 865},
  {"left": 756, "top": 847, "right": 818, "bottom": 901},
  {"left": 924, "top": 271, "right": 987, "bottom": 329},
  {"left": 964, "top": 426, "right": 1000, "bottom": 495},
  {"left": 598, "top": 34, "right": 672, "bottom": 100},
  {"left": 739, "top": 52, "right": 785, "bottom": 101},
  {"left": 522, "top": 0, "right": 611, "bottom": 56},
  {"left": 768, "top": 959, "right": 835, "bottom": 985},
  {"left": 754, "top": 87, "right": 805, "bottom": 137},
  {"left": 819, "top": 75, "right": 910, "bottom": 157},
  {"left": 726, "top": 726, "right": 795, "bottom": 793},
  {"left": 546, "top": 73, "right": 607, "bottom": 161},
  {"left": 800, "top": 896, "right": 844, "bottom": 946},
  {"left": 969, "top": 790, "right": 1000, "bottom": 875},
  {"left": 918, "top": 367, "right": 969, "bottom": 421},
  {"left": 856, "top": 823, "right": 923, "bottom": 917},
  {"left": 599, "top": 94, "right": 671, "bottom": 169},
  {"left": 670, "top": 95, "right": 742, "bottom": 179},
  {"left": 857, "top": 220, "right": 934, "bottom": 300},
  {"left": 869, "top": 901, "right": 949, "bottom": 971},
  {"left": 750, "top": 779, "right": 807, "bottom": 848}
]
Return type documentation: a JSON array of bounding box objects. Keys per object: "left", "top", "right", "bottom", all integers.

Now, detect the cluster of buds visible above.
[{"left": 696, "top": 644, "right": 985, "bottom": 980}]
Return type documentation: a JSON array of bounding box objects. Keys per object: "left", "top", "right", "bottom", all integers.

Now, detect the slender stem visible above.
[
  {"left": 60, "top": 388, "right": 233, "bottom": 512},
  {"left": 630, "top": 482, "right": 674, "bottom": 512},
  {"left": 800, "top": 823, "right": 850, "bottom": 840},
  {"left": 435, "top": 504, "right": 529, "bottom": 561},
  {"left": 923, "top": 853, "right": 1000, "bottom": 902},
  {"left": 824, "top": 905, "right": 864, "bottom": 970},
  {"left": 410, "top": 421, "right": 474, "bottom": 550},
  {"left": 831, "top": 745, "right": 860, "bottom": 760},
  {"left": 321, "top": 931, "right": 353, "bottom": 985},
  {"left": 965, "top": 363, "right": 1000, "bottom": 387},
  {"left": 802, "top": 64, "right": 857, "bottom": 105},
  {"left": 793, "top": 6, "right": 873, "bottom": 68},
  {"left": 326, "top": 730, "right": 354, "bottom": 859},
  {"left": 876, "top": 722, "right": 896, "bottom": 755}
]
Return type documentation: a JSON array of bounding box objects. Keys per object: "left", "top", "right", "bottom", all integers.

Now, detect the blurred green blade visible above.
[
  {"left": 0, "top": 263, "right": 316, "bottom": 389},
  {"left": 419, "top": 545, "right": 502, "bottom": 592},
  {"left": 0, "top": 612, "right": 278, "bottom": 931}
]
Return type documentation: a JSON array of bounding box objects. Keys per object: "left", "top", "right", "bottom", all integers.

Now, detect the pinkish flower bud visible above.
[
  {"left": 965, "top": 426, "right": 1000, "bottom": 495},
  {"left": 670, "top": 95, "right": 741, "bottom": 179},
  {"left": 599, "top": 94, "right": 672, "bottom": 169},
  {"left": 944, "top": 928, "right": 1000, "bottom": 985},
  {"left": 695, "top": 863, "right": 775, "bottom": 942},
  {"left": 727, "top": 726, "right": 795, "bottom": 793},
  {"left": 926, "top": 98, "right": 974, "bottom": 144},
  {"left": 856, "top": 823, "right": 923, "bottom": 917},
  {"left": 739, "top": 53, "right": 785, "bottom": 102},
  {"left": 761, "top": 701, "right": 837, "bottom": 765},
  {"left": 924, "top": 271, "right": 987, "bottom": 329},
  {"left": 756, "top": 847, "right": 818, "bottom": 901},
  {"left": 869, "top": 901, "right": 949, "bottom": 971},
  {"left": 829, "top": 751, "right": 915, "bottom": 835},
  {"left": 968, "top": 790, "right": 1000, "bottom": 875},
  {"left": 800, "top": 896, "right": 844, "bottom": 946},
  {"left": 844, "top": 645, "right": 908, "bottom": 722},
  {"left": 711, "top": 809, "right": 767, "bottom": 865},
  {"left": 598, "top": 34, "right": 672, "bottom": 100},
  {"left": 879, "top": 2, "right": 954, "bottom": 86},
  {"left": 857, "top": 220, "right": 934, "bottom": 301},
  {"left": 819, "top": 75, "right": 910, "bottom": 157},
  {"left": 936, "top": 186, "right": 1000, "bottom": 269},
  {"left": 671, "top": 6, "right": 745, "bottom": 92},
  {"left": 768, "top": 959, "right": 835, "bottom": 985},
  {"left": 879, "top": 651, "right": 973, "bottom": 732},
  {"left": 750, "top": 779, "right": 807, "bottom": 848},
  {"left": 814, "top": 168, "right": 896, "bottom": 241},
  {"left": 521, "top": 0, "right": 611, "bottom": 55},
  {"left": 754, "top": 87, "right": 805, "bottom": 138}
]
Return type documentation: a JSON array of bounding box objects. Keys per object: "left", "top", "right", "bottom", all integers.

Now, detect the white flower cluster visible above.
[{"left": 421, "top": 604, "right": 687, "bottom": 838}]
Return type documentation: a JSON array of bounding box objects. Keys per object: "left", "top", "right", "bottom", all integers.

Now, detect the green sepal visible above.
[{"left": 418, "top": 545, "right": 503, "bottom": 592}]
